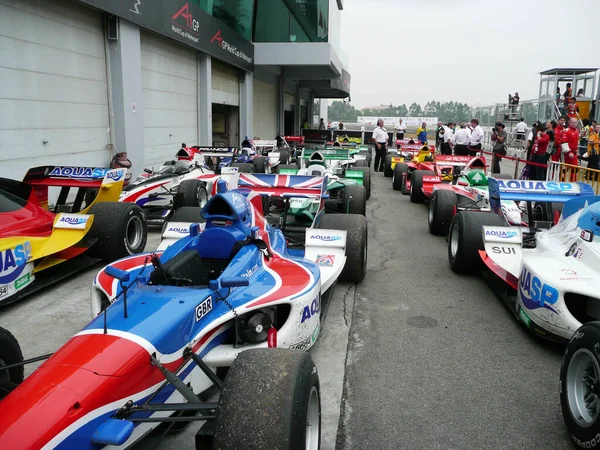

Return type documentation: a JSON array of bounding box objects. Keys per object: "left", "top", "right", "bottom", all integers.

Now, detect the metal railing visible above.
[{"left": 546, "top": 161, "right": 600, "bottom": 193}]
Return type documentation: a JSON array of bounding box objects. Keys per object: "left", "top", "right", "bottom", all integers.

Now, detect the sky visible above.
[{"left": 338, "top": 0, "right": 600, "bottom": 109}]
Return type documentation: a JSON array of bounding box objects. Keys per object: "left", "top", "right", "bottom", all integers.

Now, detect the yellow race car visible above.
[{"left": 0, "top": 166, "right": 147, "bottom": 305}]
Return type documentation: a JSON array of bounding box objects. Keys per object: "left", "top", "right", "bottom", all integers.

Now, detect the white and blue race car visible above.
[{"left": 447, "top": 178, "right": 600, "bottom": 342}]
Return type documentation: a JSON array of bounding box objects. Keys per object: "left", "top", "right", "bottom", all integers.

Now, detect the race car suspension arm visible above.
[
  {"left": 117, "top": 400, "right": 218, "bottom": 422},
  {"left": 0, "top": 353, "right": 53, "bottom": 370},
  {"left": 149, "top": 353, "right": 202, "bottom": 404},
  {"left": 184, "top": 347, "right": 224, "bottom": 391}
]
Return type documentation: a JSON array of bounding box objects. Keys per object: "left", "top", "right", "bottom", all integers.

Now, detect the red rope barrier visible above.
[{"left": 480, "top": 150, "right": 548, "bottom": 168}]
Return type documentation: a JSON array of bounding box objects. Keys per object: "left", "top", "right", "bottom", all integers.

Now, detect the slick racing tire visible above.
[
  {"left": 160, "top": 206, "right": 205, "bottom": 238},
  {"left": 384, "top": 155, "right": 393, "bottom": 177},
  {"left": 343, "top": 184, "right": 367, "bottom": 216},
  {"left": 350, "top": 167, "right": 371, "bottom": 200},
  {"left": 447, "top": 211, "right": 503, "bottom": 273},
  {"left": 277, "top": 164, "right": 298, "bottom": 174},
  {"left": 393, "top": 163, "right": 409, "bottom": 192},
  {"left": 319, "top": 214, "right": 367, "bottom": 283},
  {"left": 88, "top": 203, "right": 148, "bottom": 262},
  {"left": 173, "top": 180, "right": 208, "bottom": 210},
  {"left": 213, "top": 349, "right": 321, "bottom": 450},
  {"left": 231, "top": 163, "right": 255, "bottom": 173},
  {"left": 278, "top": 149, "right": 290, "bottom": 165},
  {"left": 429, "top": 190, "right": 457, "bottom": 236},
  {"left": 354, "top": 159, "right": 368, "bottom": 168},
  {"left": 560, "top": 322, "right": 600, "bottom": 449},
  {"left": 0, "top": 327, "right": 24, "bottom": 400},
  {"left": 409, "top": 170, "right": 435, "bottom": 203},
  {"left": 252, "top": 157, "right": 270, "bottom": 173},
  {"left": 358, "top": 150, "right": 372, "bottom": 168}
]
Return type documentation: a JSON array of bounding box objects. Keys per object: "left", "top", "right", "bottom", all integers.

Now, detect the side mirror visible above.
[
  {"left": 221, "top": 277, "right": 250, "bottom": 288},
  {"left": 92, "top": 419, "right": 134, "bottom": 446},
  {"left": 105, "top": 266, "right": 130, "bottom": 282},
  {"left": 144, "top": 168, "right": 153, "bottom": 174}
]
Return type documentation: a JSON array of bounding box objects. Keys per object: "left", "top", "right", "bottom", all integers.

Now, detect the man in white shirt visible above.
[
  {"left": 372, "top": 119, "right": 389, "bottom": 172},
  {"left": 395, "top": 119, "right": 407, "bottom": 142},
  {"left": 468, "top": 118, "right": 484, "bottom": 155},
  {"left": 441, "top": 123, "right": 454, "bottom": 155},
  {"left": 515, "top": 117, "right": 527, "bottom": 148},
  {"left": 453, "top": 123, "right": 471, "bottom": 155}
]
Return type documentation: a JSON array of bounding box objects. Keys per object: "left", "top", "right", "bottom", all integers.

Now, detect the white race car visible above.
[{"left": 448, "top": 177, "right": 599, "bottom": 341}]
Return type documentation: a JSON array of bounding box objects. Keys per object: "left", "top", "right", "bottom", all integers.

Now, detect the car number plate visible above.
[{"left": 195, "top": 296, "right": 213, "bottom": 322}]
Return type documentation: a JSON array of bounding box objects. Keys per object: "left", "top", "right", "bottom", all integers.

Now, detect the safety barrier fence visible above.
[
  {"left": 546, "top": 161, "right": 600, "bottom": 194},
  {"left": 479, "top": 150, "right": 548, "bottom": 180}
]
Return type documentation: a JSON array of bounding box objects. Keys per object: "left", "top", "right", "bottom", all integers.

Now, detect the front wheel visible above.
[
  {"left": 429, "top": 190, "right": 457, "bottom": 236},
  {"left": 173, "top": 179, "right": 208, "bottom": 210},
  {"left": 0, "top": 327, "right": 24, "bottom": 400},
  {"left": 410, "top": 170, "right": 435, "bottom": 203},
  {"left": 213, "top": 349, "right": 321, "bottom": 450},
  {"left": 393, "top": 164, "right": 409, "bottom": 192},
  {"left": 561, "top": 323, "right": 600, "bottom": 448},
  {"left": 383, "top": 155, "right": 393, "bottom": 177},
  {"left": 343, "top": 185, "right": 366, "bottom": 216}
]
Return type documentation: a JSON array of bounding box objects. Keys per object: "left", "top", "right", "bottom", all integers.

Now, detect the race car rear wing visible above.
[
  {"left": 23, "top": 165, "right": 112, "bottom": 188},
  {"left": 488, "top": 178, "right": 594, "bottom": 205},
  {"left": 253, "top": 140, "right": 277, "bottom": 149},
  {"left": 283, "top": 136, "right": 305, "bottom": 144},
  {"left": 192, "top": 146, "right": 238, "bottom": 158},
  {"left": 434, "top": 155, "right": 473, "bottom": 166},
  {"left": 236, "top": 173, "right": 329, "bottom": 199}
]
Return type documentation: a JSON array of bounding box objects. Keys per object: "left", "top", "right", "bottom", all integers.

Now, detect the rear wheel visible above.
[
  {"left": 384, "top": 155, "right": 393, "bottom": 177},
  {"left": 0, "top": 327, "right": 24, "bottom": 400},
  {"left": 560, "top": 323, "right": 600, "bottom": 449},
  {"left": 319, "top": 214, "right": 368, "bottom": 283},
  {"left": 410, "top": 170, "right": 435, "bottom": 203},
  {"left": 350, "top": 167, "right": 371, "bottom": 200},
  {"left": 173, "top": 180, "right": 208, "bottom": 210},
  {"left": 343, "top": 185, "right": 366, "bottom": 216},
  {"left": 354, "top": 160, "right": 368, "bottom": 168},
  {"left": 213, "top": 349, "right": 321, "bottom": 450},
  {"left": 231, "top": 163, "right": 255, "bottom": 173},
  {"left": 358, "top": 150, "right": 372, "bottom": 167},
  {"left": 448, "top": 211, "right": 504, "bottom": 273},
  {"left": 393, "top": 164, "right": 409, "bottom": 191},
  {"left": 278, "top": 149, "right": 290, "bottom": 165},
  {"left": 429, "top": 190, "right": 457, "bottom": 235},
  {"left": 88, "top": 203, "right": 148, "bottom": 262}
]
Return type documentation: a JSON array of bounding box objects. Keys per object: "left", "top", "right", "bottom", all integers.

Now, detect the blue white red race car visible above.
[
  {"left": 448, "top": 178, "right": 599, "bottom": 342},
  {"left": 0, "top": 175, "right": 366, "bottom": 449},
  {"left": 0, "top": 166, "right": 147, "bottom": 305}
]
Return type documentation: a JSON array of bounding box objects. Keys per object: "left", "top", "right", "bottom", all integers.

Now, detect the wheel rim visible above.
[
  {"left": 197, "top": 187, "right": 208, "bottom": 208},
  {"left": 567, "top": 348, "right": 600, "bottom": 428},
  {"left": 306, "top": 385, "right": 320, "bottom": 450},
  {"left": 125, "top": 215, "right": 144, "bottom": 251},
  {"left": 450, "top": 223, "right": 459, "bottom": 257}
]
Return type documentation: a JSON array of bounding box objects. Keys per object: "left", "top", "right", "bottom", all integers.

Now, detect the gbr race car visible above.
[
  {"left": 0, "top": 166, "right": 147, "bottom": 305},
  {"left": 0, "top": 176, "right": 367, "bottom": 449},
  {"left": 448, "top": 177, "right": 599, "bottom": 342}
]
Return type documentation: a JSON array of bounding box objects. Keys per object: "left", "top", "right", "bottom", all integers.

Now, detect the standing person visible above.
[
  {"left": 567, "top": 98, "right": 580, "bottom": 119},
  {"left": 338, "top": 121, "right": 345, "bottom": 131},
  {"left": 395, "top": 119, "right": 407, "bottom": 141},
  {"left": 435, "top": 121, "right": 444, "bottom": 152},
  {"left": 372, "top": 119, "right": 389, "bottom": 172},
  {"left": 515, "top": 117, "right": 528, "bottom": 147},
  {"left": 510, "top": 92, "right": 520, "bottom": 118},
  {"left": 416, "top": 122, "right": 428, "bottom": 144},
  {"left": 551, "top": 116, "right": 567, "bottom": 162},
  {"left": 583, "top": 123, "right": 599, "bottom": 180},
  {"left": 440, "top": 123, "right": 454, "bottom": 155},
  {"left": 319, "top": 118, "right": 326, "bottom": 130},
  {"left": 562, "top": 118, "right": 580, "bottom": 169},
  {"left": 468, "top": 119, "right": 484, "bottom": 155},
  {"left": 576, "top": 88, "right": 585, "bottom": 97},
  {"left": 529, "top": 123, "right": 550, "bottom": 180},
  {"left": 453, "top": 122, "right": 471, "bottom": 155},
  {"left": 525, "top": 121, "right": 538, "bottom": 161},
  {"left": 564, "top": 83, "right": 573, "bottom": 102},
  {"left": 490, "top": 122, "right": 507, "bottom": 174},
  {"left": 579, "top": 119, "right": 590, "bottom": 158}
]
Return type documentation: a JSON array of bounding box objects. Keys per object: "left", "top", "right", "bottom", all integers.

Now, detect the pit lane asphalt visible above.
[{"left": 335, "top": 167, "right": 573, "bottom": 450}]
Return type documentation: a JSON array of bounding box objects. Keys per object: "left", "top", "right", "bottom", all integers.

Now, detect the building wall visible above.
[{"left": 253, "top": 79, "right": 277, "bottom": 139}]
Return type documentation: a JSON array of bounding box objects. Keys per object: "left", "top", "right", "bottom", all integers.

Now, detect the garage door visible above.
[
  {"left": 212, "top": 61, "right": 239, "bottom": 106},
  {"left": 253, "top": 79, "right": 276, "bottom": 140},
  {"left": 285, "top": 92, "right": 295, "bottom": 111},
  {"left": 141, "top": 31, "right": 198, "bottom": 166},
  {"left": 0, "top": 0, "right": 110, "bottom": 180}
]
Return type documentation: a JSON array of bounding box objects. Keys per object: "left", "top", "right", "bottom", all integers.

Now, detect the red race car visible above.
[
  {"left": 392, "top": 153, "right": 483, "bottom": 203},
  {"left": 383, "top": 140, "right": 431, "bottom": 177}
]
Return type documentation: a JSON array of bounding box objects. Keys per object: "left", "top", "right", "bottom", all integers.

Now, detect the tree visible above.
[
  {"left": 408, "top": 102, "right": 422, "bottom": 116},
  {"left": 328, "top": 101, "right": 359, "bottom": 122}
]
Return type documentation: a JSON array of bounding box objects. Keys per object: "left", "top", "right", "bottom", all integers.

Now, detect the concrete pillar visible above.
[
  {"left": 198, "top": 53, "right": 212, "bottom": 146},
  {"left": 319, "top": 99, "right": 328, "bottom": 124},
  {"left": 294, "top": 83, "right": 301, "bottom": 135},
  {"left": 308, "top": 91, "right": 315, "bottom": 127},
  {"left": 107, "top": 19, "right": 145, "bottom": 177},
  {"left": 239, "top": 71, "right": 253, "bottom": 141},
  {"left": 276, "top": 72, "right": 285, "bottom": 136}
]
